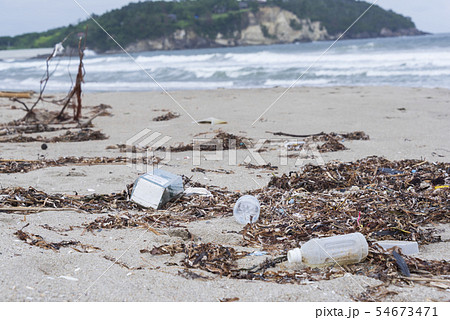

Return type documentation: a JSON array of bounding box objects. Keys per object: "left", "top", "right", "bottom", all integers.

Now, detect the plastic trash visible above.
[
  {"left": 287, "top": 232, "right": 368, "bottom": 268},
  {"left": 196, "top": 117, "right": 228, "bottom": 125},
  {"left": 183, "top": 187, "right": 212, "bottom": 197},
  {"left": 375, "top": 240, "right": 419, "bottom": 255},
  {"left": 249, "top": 251, "right": 268, "bottom": 256},
  {"left": 131, "top": 169, "right": 184, "bottom": 209},
  {"left": 233, "top": 195, "right": 260, "bottom": 225},
  {"left": 377, "top": 168, "right": 403, "bottom": 175}
]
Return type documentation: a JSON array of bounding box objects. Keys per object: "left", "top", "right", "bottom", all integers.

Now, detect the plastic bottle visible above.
[
  {"left": 287, "top": 232, "right": 368, "bottom": 268},
  {"left": 233, "top": 195, "right": 260, "bottom": 225}
]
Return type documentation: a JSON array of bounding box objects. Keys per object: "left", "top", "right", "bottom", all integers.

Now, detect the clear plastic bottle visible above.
[
  {"left": 287, "top": 232, "right": 368, "bottom": 268},
  {"left": 233, "top": 195, "right": 260, "bottom": 225}
]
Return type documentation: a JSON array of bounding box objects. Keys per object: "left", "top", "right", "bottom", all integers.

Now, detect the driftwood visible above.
[
  {"left": 266, "top": 131, "right": 326, "bottom": 138},
  {"left": 0, "top": 91, "right": 33, "bottom": 99},
  {"left": 57, "top": 27, "right": 87, "bottom": 121}
]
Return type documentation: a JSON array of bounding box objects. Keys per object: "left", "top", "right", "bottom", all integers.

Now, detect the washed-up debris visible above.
[
  {"left": 268, "top": 131, "right": 369, "bottom": 153},
  {"left": 353, "top": 284, "right": 398, "bottom": 302},
  {"left": 0, "top": 129, "right": 107, "bottom": 143},
  {"left": 130, "top": 169, "right": 184, "bottom": 209},
  {"left": 219, "top": 297, "right": 240, "bottom": 302},
  {"left": 1, "top": 104, "right": 112, "bottom": 138},
  {"left": 196, "top": 117, "right": 227, "bottom": 125},
  {"left": 84, "top": 212, "right": 182, "bottom": 231},
  {"left": 2, "top": 156, "right": 449, "bottom": 297},
  {"left": 377, "top": 168, "right": 404, "bottom": 175},
  {"left": 287, "top": 233, "right": 368, "bottom": 267},
  {"left": 103, "top": 255, "right": 144, "bottom": 270},
  {"left": 146, "top": 241, "right": 448, "bottom": 292},
  {"left": 233, "top": 195, "right": 260, "bottom": 225},
  {"left": 284, "top": 141, "right": 305, "bottom": 151},
  {"left": 0, "top": 91, "right": 33, "bottom": 99},
  {"left": 178, "top": 269, "right": 212, "bottom": 280},
  {"left": 375, "top": 240, "right": 419, "bottom": 255},
  {"left": 267, "top": 131, "right": 369, "bottom": 140},
  {"left": 191, "top": 167, "right": 234, "bottom": 174},
  {"left": 184, "top": 187, "right": 212, "bottom": 197},
  {"left": 239, "top": 163, "right": 278, "bottom": 170},
  {"left": 317, "top": 138, "right": 347, "bottom": 153},
  {"left": 153, "top": 111, "right": 180, "bottom": 122},
  {"left": 0, "top": 156, "right": 159, "bottom": 174},
  {"left": 249, "top": 251, "right": 268, "bottom": 256},
  {"left": 169, "top": 131, "right": 248, "bottom": 153},
  {"left": 14, "top": 229, "right": 100, "bottom": 253},
  {"left": 148, "top": 243, "right": 246, "bottom": 276},
  {"left": 0, "top": 186, "right": 138, "bottom": 213},
  {"left": 393, "top": 251, "right": 411, "bottom": 277},
  {"left": 59, "top": 275, "right": 79, "bottom": 282}
]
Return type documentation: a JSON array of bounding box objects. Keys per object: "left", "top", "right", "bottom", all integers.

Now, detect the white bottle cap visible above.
[{"left": 287, "top": 248, "right": 302, "bottom": 263}]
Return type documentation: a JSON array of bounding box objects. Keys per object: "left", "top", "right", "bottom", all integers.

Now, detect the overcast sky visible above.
[{"left": 0, "top": 0, "right": 449, "bottom": 37}]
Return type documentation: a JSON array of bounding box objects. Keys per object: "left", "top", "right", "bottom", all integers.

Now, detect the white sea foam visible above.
[{"left": 1, "top": 34, "right": 449, "bottom": 92}]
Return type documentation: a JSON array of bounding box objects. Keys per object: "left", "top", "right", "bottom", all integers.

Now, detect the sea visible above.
[{"left": 1, "top": 33, "right": 449, "bottom": 92}]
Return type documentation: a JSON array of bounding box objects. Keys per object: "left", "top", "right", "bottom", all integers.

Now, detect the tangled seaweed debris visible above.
[
  {"left": 108, "top": 131, "right": 249, "bottom": 153},
  {"left": 144, "top": 243, "right": 247, "bottom": 276},
  {"left": 168, "top": 131, "right": 249, "bottom": 153},
  {"left": 3, "top": 156, "right": 449, "bottom": 297},
  {"left": 15, "top": 229, "right": 100, "bottom": 253},
  {"left": 239, "top": 163, "right": 278, "bottom": 170},
  {"left": 248, "top": 157, "right": 449, "bottom": 250},
  {"left": 0, "top": 186, "right": 139, "bottom": 213},
  {"left": 84, "top": 211, "right": 186, "bottom": 230},
  {"left": 269, "top": 130, "right": 369, "bottom": 141},
  {"left": 153, "top": 111, "right": 180, "bottom": 122},
  {"left": 268, "top": 131, "right": 369, "bottom": 153},
  {"left": 145, "top": 241, "right": 449, "bottom": 295},
  {"left": 0, "top": 104, "right": 112, "bottom": 141},
  {"left": 0, "top": 156, "right": 160, "bottom": 174},
  {"left": 191, "top": 167, "right": 234, "bottom": 174},
  {"left": 0, "top": 128, "right": 107, "bottom": 143}
]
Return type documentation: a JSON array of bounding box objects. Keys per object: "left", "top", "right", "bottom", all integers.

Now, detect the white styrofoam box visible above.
[{"left": 131, "top": 169, "right": 183, "bottom": 209}]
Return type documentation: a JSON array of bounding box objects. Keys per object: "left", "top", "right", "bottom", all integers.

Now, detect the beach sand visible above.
[{"left": 0, "top": 86, "right": 449, "bottom": 301}]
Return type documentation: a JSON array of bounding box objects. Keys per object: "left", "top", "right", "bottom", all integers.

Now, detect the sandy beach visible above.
[{"left": 0, "top": 86, "right": 449, "bottom": 302}]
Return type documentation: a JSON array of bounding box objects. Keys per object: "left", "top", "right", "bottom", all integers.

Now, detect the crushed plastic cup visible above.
[
  {"left": 233, "top": 195, "right": 260, "bottom": 225},
  {"left": 130, "top": 169, "right": 183, "bottom": 209}
]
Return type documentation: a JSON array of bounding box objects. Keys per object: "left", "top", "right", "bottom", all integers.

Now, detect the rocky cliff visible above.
[{"left": 125, "top": 6, "right": 330, "bottom": 52}]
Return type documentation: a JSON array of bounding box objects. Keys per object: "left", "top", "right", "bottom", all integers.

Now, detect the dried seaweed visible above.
[
  {"left": 14, "top": 229, "right": 99, "bottom": 253},
  {"left": 178, "top": 269, "right": 212, "bottom": 280},
  {"left": 240, "top": 163, "right": 278, "bottom": 170},
  {"left": 268, "top": 130, "right": 369, "bottom": 141},
  {"left": 191, "top": 167, "right": 234, "bottom": 174},
  {"left": 2, "top": 155, "right": 449, "bottom": 294},
  {"left": 103, "top": 255, "right": 143, "bottom": 270},
  {"left": 0, "top": 186, "right": 136, "bottom": 213},
  {"left": 153, "top": 111, "right": 180, "bottom": 122},
  {"left": 0, "top": 129, "right": 107, "bottom": 143},
  {"left": 317, "top": 138, "right": 348, "bottom": 152},
  {"left": 164, "top": 131, "right": 249, "bottom": 153},
  {"left": 353, "top": 284, "right": 398, "bottom": 302},
  {"left": 0, "top": 156, "right": 159, "bottom": 174}
]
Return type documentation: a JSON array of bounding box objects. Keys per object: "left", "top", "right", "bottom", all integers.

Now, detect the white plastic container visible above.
[
  {"left": 375, "top": 240, "right": 419, "bottom": 255},
  {"left": 287, "top": 232, "right": 368, "bottom": 268},
  {"left": 233, "top": 195, "right": 260, "bottom": 225},
  {"left": 131, "top": 169, "right": 184, "bottom": 209}
]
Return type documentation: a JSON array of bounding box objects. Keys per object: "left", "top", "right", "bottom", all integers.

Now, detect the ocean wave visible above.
[{"left": 1, "top": 34, "right": 450, "bottom": 91}]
